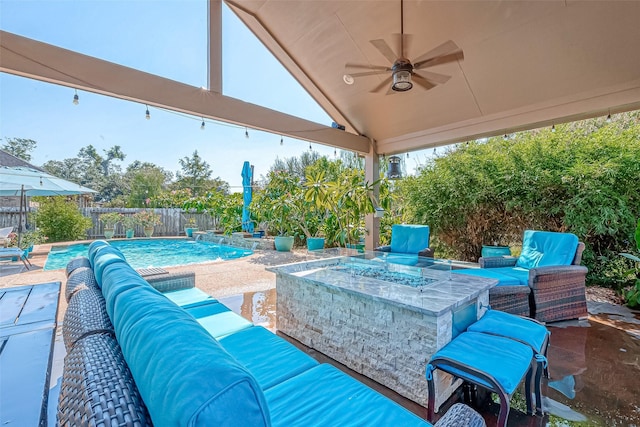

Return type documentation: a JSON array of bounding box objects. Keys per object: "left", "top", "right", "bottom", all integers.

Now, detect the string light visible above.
[
  {"left": 606, "top": 111, "right": 612, "bottom": 122},
  {"left": 551, "top": 124, "right": 556, "bottom": 132},
  {"left": 201, "top": 118, "right": 205, "bottom": 130},
  {"left": 334, "top": 148, "right": 337, "bottom": 157},
  {"left": 406, "top": 152, "right": 409, "bottom": 158},
  {"left": 433, "top": 148, "right": 436, "bottom": 154},
  {"left": 309, "top": 143, "right": 312, "bottom": 151},
  {"left": 145, "top": 105, "right": 151, "bottom": 120},
  {"left": 503, "top": 134, "right": 508, "bottom": 140},
  {"left": 73, "top": 89, "right": 79, "bottom": 105},
  {"left": 245, "top": 127, "right": 249, "bottom": 139},
  {"left": 280, "top": 136, "right": 283, "bottom": 146}
]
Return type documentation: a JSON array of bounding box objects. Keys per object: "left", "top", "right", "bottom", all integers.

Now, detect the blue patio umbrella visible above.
[{"left": 241, "top": 161, "right": 254, "bottom": 233}]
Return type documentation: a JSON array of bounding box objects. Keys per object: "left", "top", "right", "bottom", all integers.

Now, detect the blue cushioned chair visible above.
[
  {"left": 375, "top": 224, "right": 434, "bottom": 259},
  {"left": 455, "top": 230, "right": 588, "bottom": 322}
]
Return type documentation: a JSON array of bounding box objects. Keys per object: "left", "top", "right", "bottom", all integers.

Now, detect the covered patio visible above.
[{"left": 2, "top": 0, "right": 639, "bottom": 249}]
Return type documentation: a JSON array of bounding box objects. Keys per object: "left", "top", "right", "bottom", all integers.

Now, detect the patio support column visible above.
[
  {"left": 208, "top": 0, "right": 223, "bottom": 93},
  {"left": 364, "top": 140, "right": 379, "bottom": 251}
]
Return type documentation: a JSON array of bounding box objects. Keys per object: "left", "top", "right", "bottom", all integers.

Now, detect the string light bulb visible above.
[
  {"left": 606, "top": 112, "right": 612, "bottom": 123},
  {"left": 73, "top": 89, "right": 79, "bottom": 105},
  {"left": 551, "top": 124, "right": 556, "bottom": 132},
  {"left": 406, "top": 152, "right": 409, "bottom": 158},
  {"left": 334, "top": 148, "right": 337, "bottom": 157},
  {"left": 503, "top": 134, "right": 508, "bottom": 140},
  {"left": 280, "top": 136, "right": 283, "bottom": 146},
  {"left": 245, "top": 128, "right": 249, "bottom": 139},
  {"left": 201, "top": 119, "right": 205, "bottom": 130},
  {"left": 145, "top": 105, "right": 150, "bottom": 120},
  {"left": 309, "top": 143, "right": 312, "bottom": 151},
  {"left": 433, "top": 148, "right": 436, "bottom": 154}
]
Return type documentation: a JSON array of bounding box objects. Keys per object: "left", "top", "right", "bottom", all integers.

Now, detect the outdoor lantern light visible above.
[
  {"left": 392, "top": 70, "right": 412, "bottom": 92},
  {"left": 73, "top": 90, "right": 79, "bottom": 105},
  {"left": 145, "top": 105, "right": 151, "bottom": 120},
  {"left": 387, "top": 155, "right": 402, "bottom": 179}
]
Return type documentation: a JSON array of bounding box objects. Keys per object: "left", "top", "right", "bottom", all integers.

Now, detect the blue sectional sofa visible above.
[
  {"left": 58, "top": 240, "right": 484, "bottom": 426},
  {"left": 453, "top": 230, "right": 588, "bottom": 322}
]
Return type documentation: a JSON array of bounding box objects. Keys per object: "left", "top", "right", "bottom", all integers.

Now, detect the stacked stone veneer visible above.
[{"left": 276, "top": 267, "right": 477, "bottom": 408}]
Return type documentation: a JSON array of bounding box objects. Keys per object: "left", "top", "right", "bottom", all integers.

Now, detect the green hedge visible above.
[{"left": 397, "top": 112, "right": 640, "bottom": 289}]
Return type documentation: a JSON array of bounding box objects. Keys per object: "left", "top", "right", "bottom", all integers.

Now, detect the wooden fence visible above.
[{"left": 0, "top": 207, "right": 217, "bottom": 238}]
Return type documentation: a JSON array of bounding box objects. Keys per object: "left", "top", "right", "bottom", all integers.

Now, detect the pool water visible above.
[{"left": 44, "top": 239, "right": 253, "bottom": 271}]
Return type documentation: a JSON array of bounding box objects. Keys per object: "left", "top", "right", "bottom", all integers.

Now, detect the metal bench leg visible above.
[{"left": 497, "top": 390, "right": 511, "bottom": 427}]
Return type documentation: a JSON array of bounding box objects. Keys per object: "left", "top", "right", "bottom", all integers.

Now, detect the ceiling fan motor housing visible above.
[{"left": 392, "top": 60, "right": 413, "bottom": 91}]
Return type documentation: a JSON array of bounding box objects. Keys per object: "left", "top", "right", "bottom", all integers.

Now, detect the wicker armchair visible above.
[
  {"left": 375, "top": 224, "right": 434, "bottom": 258},
  {"left": 479, "top": 232, "right": 588, "bottom": 322}
]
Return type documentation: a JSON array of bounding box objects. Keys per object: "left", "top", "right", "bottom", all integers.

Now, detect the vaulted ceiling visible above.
[
  {"left": 226, "top": 0, "right": 640, "bottom": 155},
  {"left": 2, "top": 1, "right": 639, "bottom": 157}
]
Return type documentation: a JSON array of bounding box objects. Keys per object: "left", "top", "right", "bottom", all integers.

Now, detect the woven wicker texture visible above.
[
  {"left": 478, "top": 256, "right": 517, "bottom": 268},
  {"left": 434, "top": 403, "right": 486, "bottom": 427},
  {"left": 57, "top": 333, "right": 151, "bottom": 427},
  {"left": 145, "top": 272, "right": 195, "bottom": 293},
  {"left": 530, "top": 267, "right": 588, "bottom": 322},
  {"left": 489, "top": 286, "right": 531, "bottom": 317},
  {"left": 65, "top": 256, "right": 92, "bottom": 277},
  {"left": 63, "top": 286, "right": 114, "bottom": 351},
  {"left": 65, "top": 267, "right": 99, "bottom": 303}
]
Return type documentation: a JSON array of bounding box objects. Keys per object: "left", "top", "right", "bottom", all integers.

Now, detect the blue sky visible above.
[{"left": 0, "top": 1, "right": 433, "bottom": 190}]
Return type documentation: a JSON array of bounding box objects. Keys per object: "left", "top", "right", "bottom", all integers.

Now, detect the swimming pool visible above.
[{"left": 44, "top": 239, "right": 253, "bottom": 271}]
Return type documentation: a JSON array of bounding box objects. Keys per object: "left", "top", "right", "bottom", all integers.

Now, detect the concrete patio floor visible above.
[{"left": 1, "top": 244, "right": 639, "bottom": 426}]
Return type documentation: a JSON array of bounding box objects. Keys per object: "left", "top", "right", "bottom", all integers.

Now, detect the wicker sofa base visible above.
[{"left": 489, "top": 286, "right": 531, "bottom": 317}]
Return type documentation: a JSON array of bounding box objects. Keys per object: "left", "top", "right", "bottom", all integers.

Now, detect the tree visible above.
[
  {"left": 124, "top": 161, "right": 173, "bottom": 207},
  {"left": 174, "top": 150, "right": 225, "bottom": 196},
  {"left": 1, "top": 138, "right": 37, "bottom": 161}
]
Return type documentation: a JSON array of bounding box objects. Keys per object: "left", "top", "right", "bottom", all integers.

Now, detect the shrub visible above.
[{"left": 32, "top": 197, "right": 93, "bottom": 242}]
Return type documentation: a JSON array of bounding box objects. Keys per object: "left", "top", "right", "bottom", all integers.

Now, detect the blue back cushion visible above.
[
  {"left": 98, "top": 256, "right": 271, "bottom": 427},
  {"left": 390, "top": 224, "right": 430, "bottom": 254},
  {"left": 88, "top": 240, "right": 109, "bottom": 268},
  {"left": 516, "top": 230, "right": 579, "bottom": 269},
  {"left": 92, "top": 246, "right": 127, "bottom": 287}
]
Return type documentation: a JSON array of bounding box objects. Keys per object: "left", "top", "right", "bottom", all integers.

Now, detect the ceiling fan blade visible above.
[
  {"left": 412, "top": 40, "right": 460, "bottom": 65},
  {"left": 414, "top": 50, "right": 464, "bottom": 70},
  {"left": 413, "top": 70, "right": 451, "bottom": 85},
  {"left": 345, "top": 63, "right": 391, "bottom": 71},
  {"left": 349, "top": 70, "right": 390, "bottom": 78},
  {"left": 412, "top": 74, "right": 436, "bottom": 91},
  {"left": 391, "top": 33, "right": 413, "bottom": 59},
  {"left": 370, "top": 39, "right": 399, "bottom": 64},
  {"left": 370, "top": 75, "right": 393, "bottom": 93}
]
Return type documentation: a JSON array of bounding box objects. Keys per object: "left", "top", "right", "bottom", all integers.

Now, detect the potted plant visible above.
[
  {"left": 133, "top": 210, "right": 161, "bottom": 237},
  {"left": 99, "top": 212, "right": 123, "bottom": 239},
  {"left": 122, "top": 215, "right": 138, "bottom": 238},
  {"left": 184, "top": 217, "right": 198, "bottom": 237}
]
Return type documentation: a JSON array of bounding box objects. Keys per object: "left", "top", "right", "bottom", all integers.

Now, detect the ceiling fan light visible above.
[
  {"left": 343, "top": 74, "right": 355, "bottom": 85},
  {"left": 392, "top": 70, "right": 412, "bottom": 91}
]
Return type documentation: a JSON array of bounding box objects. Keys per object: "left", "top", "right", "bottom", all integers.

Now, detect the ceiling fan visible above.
[{"left": 343, "top": 0, "right": 463, "bottom": 94}]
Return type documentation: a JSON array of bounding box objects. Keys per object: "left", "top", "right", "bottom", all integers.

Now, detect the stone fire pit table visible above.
[{"left": 268, "top": 251, "right": 497, "bottom": 409}]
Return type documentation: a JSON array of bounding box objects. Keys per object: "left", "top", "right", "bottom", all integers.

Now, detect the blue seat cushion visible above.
[
  {"left": 384, "top": 253, "right": 419, "bottom": 266},
  {"left": 428, "top": 331, "right": 533, "bottom": 395},
  {"left": 220, "top": 326, "right": 319, "bottom": 390},
  {"left": 196, "top": 310, "right": 253, "bottom": 339},
  {"left": 164, "top": 287, "right": 217, "bottom": 308},
  {"left": 185, "top": 300, "right": 230, "bottom": 318},
  {"left": 390, "top": 224, "right": 430, "bottom": 254},
  {"left": 488, "top": 267, "right": 530, "bottom": 286},
  {"left": 102, "top": 262, "right": 270, "bottom": 427},
  {"left": 468, "top": 310, "right": 549, "bottom": 353},
  {"left": 516, "top": 230, "right": 579, "bottom": 269},
  {"left": 452, "top": 268, "right": 521, "bottom": 286},
  {"left": 265, "top": 364, "right": 431, "bottom": 427}
]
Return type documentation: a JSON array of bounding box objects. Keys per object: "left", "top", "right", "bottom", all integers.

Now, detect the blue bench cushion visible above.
[
  {"left": 220, "top": 326, "right": 319, "bottom": 390},
  {"left": 452, "top": 268, "right": 522, "bottom": 286},
  {"left": 185, "top": 301, "right": 230, "bottom": 318},
  {"left": 91, "top": 246, "right": 127, "bottom": 287},
  {"left": 516, "top": 230, "right": 578, "bottom": 269},
  {"left": 390, "top": 224, "right": 430, "bottom": 254},
  {"left": 467, "top": 310, "right": 549, "bottom": 353},
  {"left": 96, "top": 248, "right": 271, "bottom": 427},
  {"left": 196, "top": 311, "right": 253, "bottom": 339},
  {"left": 87, "top": 240, "right": 109, "bottom": 267},
  {"left": 265, "top": 364, "right": 431, "bottom": 427},
  {"left": 164, "top": 287, "right": 217, "bottom": 308},
  {"left": 428, "top": 331, "right": 533, "bottom": 395}
]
